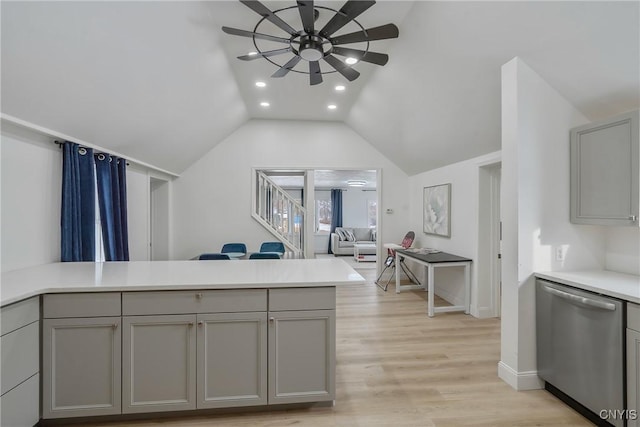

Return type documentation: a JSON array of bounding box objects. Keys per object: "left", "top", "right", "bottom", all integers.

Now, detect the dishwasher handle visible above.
[{"left": 541, "top": 284, "right": 616, "bottom": 311}]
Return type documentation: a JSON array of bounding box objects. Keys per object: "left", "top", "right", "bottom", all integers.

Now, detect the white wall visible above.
[
  {"left": 408, "top": 151, "right": 501, "bottom": 318},
  {"left": 1, "top": 121, "right": 154, "bottom": 272},
  {"left": 499, "top": 57, "right": 607, "bottom": 390},
  {"left": 1, "top": 122, "right": 62, "bottom": 272},
  {"left": 343, "top": 188, "right": 376, "bottom": 228},
  {"left": 605, "top": 227, "right": 640, "bottom": 275},
  {"left": 127, "top": 167, "right": 151, "bottom": 261},
  {"left": 171, "top": 119, "right": 409, "bottom": 261}
]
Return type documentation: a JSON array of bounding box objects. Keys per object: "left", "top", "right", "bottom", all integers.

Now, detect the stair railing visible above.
[{"left": 253, "top": 171, "right": 305, "bottom": 257}]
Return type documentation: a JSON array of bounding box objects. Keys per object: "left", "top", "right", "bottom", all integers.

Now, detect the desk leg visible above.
[
  {"left": 395, "top": 252, "right": 401, "bottom": 294},
  {"left": 427, "top": 264, "right": 435, "bottom": 317},
  {"left": 464, "top": 262, "right": 471, "bottom": 314}
]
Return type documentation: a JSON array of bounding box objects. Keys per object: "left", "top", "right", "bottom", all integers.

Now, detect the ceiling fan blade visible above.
[
  {"left": 331, "top": 46, "right": 388, "bottom": 66},
  {"left": 271, "top": 56, "right": 302, "bottom": 78},
  {"left": 297, "top": 1, "right": 315, "bottom": 34},
  {"left": 323, "top": 55, "right": 360, "bottom": 81},
  {"left": 240, "top": 0, "right": 297, "bottom": 35},
  {"left": 309, "top": 61, "right": 322, "bottom": 85},
  {"left": 320, "top": 0, "right": 375, "bottom": 38},
  {"left": 222, "top": 26, "right": 291, "bottom": 44},
  {"left": 238, "top": 47, "right": 292, "bottom": 61},
  {"left": 331, "top": 23, "right": 399, "bottom": 45}
]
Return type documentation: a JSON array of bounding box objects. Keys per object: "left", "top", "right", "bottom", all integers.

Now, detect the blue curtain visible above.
[
  {"left": 328, "top": 189, "right": 343, "bottom": 254},
  {"left": 61, "top": 142, "right": 95, "bottom": 261},
  {"left": 95, "top": 154, "right": 129, "bottom": 261}
]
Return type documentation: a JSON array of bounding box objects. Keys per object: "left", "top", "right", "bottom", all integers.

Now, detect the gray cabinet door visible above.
[
  {"left": 571, "top": 110, "right": 639, "bottom": 225},
  {"left": 0, "top": 373, "right": 40, "bottom": 427},
  {"left": 268, "top": 310, "right": 335, "bottom": 404},
  {"left": 197, "top": 312, "right": 267, "bottom": 408},
  {"left": 122, "top": 315, "right": 196, "bottom": 414},
  {"left": 42, "top": 317, "right": 122, "bottom": 418},
  {"left": 628, "top": 328, "right": 640, "bottom": 427}
]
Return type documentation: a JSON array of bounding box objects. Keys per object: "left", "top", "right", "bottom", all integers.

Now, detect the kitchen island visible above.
[{"left": 0, "top": 259, "right": 364, "bottom": 426}]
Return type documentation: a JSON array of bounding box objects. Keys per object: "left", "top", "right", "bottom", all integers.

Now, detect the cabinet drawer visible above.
[
  {"left": 1, "top": 321, "right": 39, "bottom": 395},
  {"left": 1, "top": 297, "right": 39, "bottom": 336},
  {"left": 43, "top": 293, "right": 121, "bottom": 318},
  {"left": 122, "top": 289, "right": 267, "bottom": 315},
  {"left": 0, "top": 373, "right": 39, "bottom": 427},
  {"left": 629, "top": 302, "right": 640, "bottom": 331},
  {"left": 269, "top": 287, "right": 335, "bottom": 311}
]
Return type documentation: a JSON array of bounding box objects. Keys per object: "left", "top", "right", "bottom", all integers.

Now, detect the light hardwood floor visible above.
[{"left": 79, "top": 268, "right": 591, "bottom": 427}]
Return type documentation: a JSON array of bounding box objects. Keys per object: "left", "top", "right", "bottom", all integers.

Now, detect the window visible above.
[
  {"left": 316, "top": 199, "right": 332, "bottom": 233},
  {"left": 367, "top": 200, "right": 377, "bottom": 228}
]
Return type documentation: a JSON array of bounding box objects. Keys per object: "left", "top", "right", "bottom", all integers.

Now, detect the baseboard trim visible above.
[
  {"left": 471, "top": 306, "right": 494, "bottom": 319},
  {"left": 498, "top": 361, "right": 544, "bottom": 391}
]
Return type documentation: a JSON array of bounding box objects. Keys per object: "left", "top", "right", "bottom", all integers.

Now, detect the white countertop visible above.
[
  {"left": 0, "top": 259, "right": 365, "bottom": 307},
  {"left": 535, "top": 270, "right": 640, "bottom": 304}
]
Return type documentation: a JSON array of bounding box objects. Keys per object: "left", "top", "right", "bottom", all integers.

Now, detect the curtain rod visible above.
[
  {"left": 54, "top": 140, "right": 131, "bottom": 165},
  {"left": 2, "top": 113, "right": 180, "bottom": 178}
]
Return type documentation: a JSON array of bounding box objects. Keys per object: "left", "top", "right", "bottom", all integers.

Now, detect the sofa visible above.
[{"left": 330, "top": 227, "right": 377, "bottom": 256}]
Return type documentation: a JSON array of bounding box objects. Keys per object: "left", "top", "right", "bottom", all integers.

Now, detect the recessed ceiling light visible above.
[
  {"left": 327, "top": 104, "right": 337, "bottom": 110},
  {"left": 260, "top": 102, "right": 270, "bottom": 107},
  {"left": 255, "top": 81, "right": 266, "bottom": 88},
  {"left": 345, "top": 57, "right": 358, "bottom": 65},
  {"left": 247, "top": 51, "right": 258, "bottom": 56},
  {"left": 335, "top": 85, "right": 346, "bottom": 92},
  {"left": 347, "top": 180, "right": 367, "bottom": 187}
]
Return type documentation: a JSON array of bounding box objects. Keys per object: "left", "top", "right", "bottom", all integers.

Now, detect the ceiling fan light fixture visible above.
[
  {"left": 347, "top": 180, "right": 367, "bottom": 187},
  {"left": 300, "top": 47, "right": 323, "bottom": 61},
  {"left": 222, "top": 1, "right": 399, "bottom": 85}
]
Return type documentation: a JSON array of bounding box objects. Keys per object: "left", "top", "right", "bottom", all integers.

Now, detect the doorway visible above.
[
  {"left": 256, "top": 168, "right": 380, "bottom": 265},
  {"left": 478, "top": 163, "right": 502, "bottom": 317},
  {"left": 150, "top": 177, "right": 170, "bottom": 261}
]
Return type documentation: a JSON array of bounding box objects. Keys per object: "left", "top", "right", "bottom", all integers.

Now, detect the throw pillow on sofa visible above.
[
  {"left": 343, "top": 229, "right": 356, "bottom": 242},
  {"left": 335, "top": 227, "right": 356, "bottom": 241}
]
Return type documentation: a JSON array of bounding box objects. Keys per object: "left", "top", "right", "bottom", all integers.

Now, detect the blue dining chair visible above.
[
  {"left": 249, "top": 252, "right": 280, "bottom": 260},
  {"left": 221, "top": 243, "right": 247, "bottom": 256},
  {"left": 199, "top": 253, "right": 231, "bottom": 260},
  {"left": 259, "top": 241, "right": 285, "bottom": 256}
]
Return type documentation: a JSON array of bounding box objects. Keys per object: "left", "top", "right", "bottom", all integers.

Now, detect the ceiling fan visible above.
[{"left": 222, "top": 0, "right": 399, "bottom": 85}]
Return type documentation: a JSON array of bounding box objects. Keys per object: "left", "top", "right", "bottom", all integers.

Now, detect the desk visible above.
[{"left": 395, "top": 249, "right": 472, "bottom": 317}]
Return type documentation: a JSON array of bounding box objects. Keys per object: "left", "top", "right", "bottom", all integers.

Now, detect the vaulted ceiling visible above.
[{"left": 2, "top": 1, "right": 638, "bottom": 176}]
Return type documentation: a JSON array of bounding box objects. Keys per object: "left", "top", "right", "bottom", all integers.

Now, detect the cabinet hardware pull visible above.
[
  {"left": 198, "top": 321, "right": 204, "bottom": 327},
  {"left": 195, "top": 293, "right": 204, "bottom": 299},
  {"left": 112, "top": 323, "right": 118, "bottom": 329},
  {"left": 269, "top": 317, "right": 275, "bottom": 324},
  {"left": 189, "top": 322, "right": 194, "bottom": 327},
  {"left": 630, "top": 215, "right": 637, "bottom": 222}
]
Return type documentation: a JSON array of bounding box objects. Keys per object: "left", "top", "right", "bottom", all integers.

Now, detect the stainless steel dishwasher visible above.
[{"left": 536, "top": 278, "right": 625, "bottom": 427}]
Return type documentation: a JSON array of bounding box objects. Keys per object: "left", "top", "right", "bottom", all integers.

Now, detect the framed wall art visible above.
[{"left": 423, "top": 183, "right": 451, "bottom": 237}]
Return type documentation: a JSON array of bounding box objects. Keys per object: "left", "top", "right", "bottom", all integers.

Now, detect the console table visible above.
[{"left": 395, "top": 249, "right": 472, "bottom": 317}]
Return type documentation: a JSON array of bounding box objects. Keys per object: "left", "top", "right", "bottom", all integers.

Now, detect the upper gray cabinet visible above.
[{"left": 571, "top": 110, "right": 639, "bottom": 226}]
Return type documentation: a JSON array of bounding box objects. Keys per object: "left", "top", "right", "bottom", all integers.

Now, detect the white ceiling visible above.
[{"left": 2, "top": 1, "right": 638, "bottom": 176}]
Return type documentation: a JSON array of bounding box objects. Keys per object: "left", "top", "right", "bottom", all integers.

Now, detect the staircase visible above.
[{"left": 252, "top": 171, "right": 306, "bottom": 258}]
